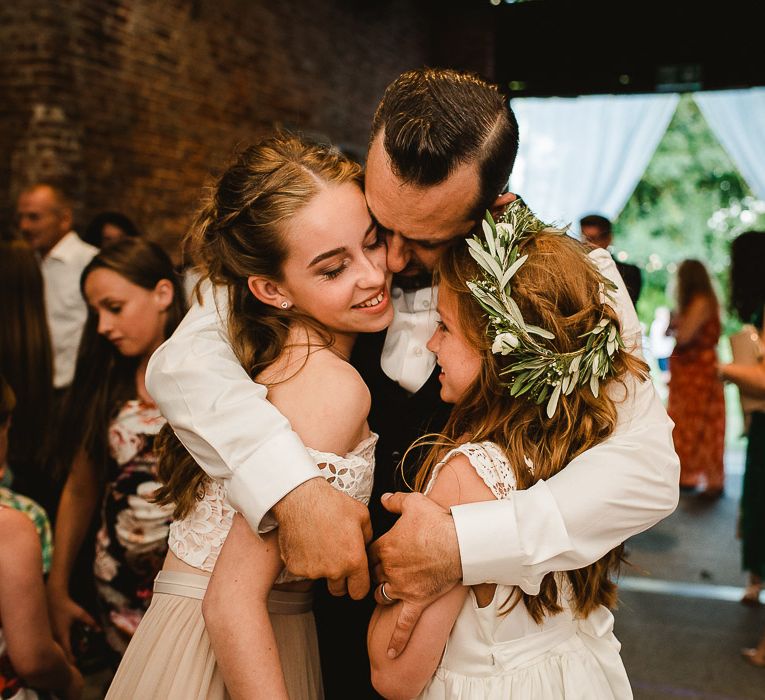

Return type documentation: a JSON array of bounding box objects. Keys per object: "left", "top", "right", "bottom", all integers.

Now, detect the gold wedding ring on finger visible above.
[{"left": 380, "top": 582, "right": 395, "bottom": 604}]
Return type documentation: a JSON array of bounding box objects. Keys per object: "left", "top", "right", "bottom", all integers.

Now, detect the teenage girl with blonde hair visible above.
[{"left": 107, "top": 134, "right": 393, "bottom": 699}]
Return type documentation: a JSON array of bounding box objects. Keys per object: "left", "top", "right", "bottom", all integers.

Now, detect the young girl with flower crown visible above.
[{"left": 368, "top": 202, "right": 649, "bottom": 699}]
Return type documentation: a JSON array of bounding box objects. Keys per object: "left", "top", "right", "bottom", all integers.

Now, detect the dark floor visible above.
[{"left": 615, "top": 444, "right": 765, "bottom": 699}]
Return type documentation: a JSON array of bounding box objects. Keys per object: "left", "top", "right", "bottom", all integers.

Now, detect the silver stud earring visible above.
[{"left": 280, "top": 301, "right": 290, "bottom": 309}]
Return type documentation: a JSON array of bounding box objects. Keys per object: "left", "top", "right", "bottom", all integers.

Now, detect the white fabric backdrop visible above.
[
  {"left": 694, "top": 88, "right": 765, "bottom": 200},
  {"left": 508, "top": 94, "right": 679, "bottom": 231}
]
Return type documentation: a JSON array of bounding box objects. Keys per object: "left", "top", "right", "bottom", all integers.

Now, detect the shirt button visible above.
[
  {"left": 422, "top": 300, "right": 430, "bottom": 308},
  {"left": 414, "top": 347, "right": 423, "bottom": 357},
  {"left": 391, "top": 451, "right": 402, "bottom": 462}
]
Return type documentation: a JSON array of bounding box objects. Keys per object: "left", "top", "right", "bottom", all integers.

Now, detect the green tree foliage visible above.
[{"left": 614, "top": 94, "right": 765, "bottom": 332}]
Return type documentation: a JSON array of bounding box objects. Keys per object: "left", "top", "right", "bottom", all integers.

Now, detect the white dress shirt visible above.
[
  {"left": 40, "top": 232, "right": 98, "bottom": 388},
  {"left": 146, "top": 249, "right": 680, "bottom": 584},
  {"left": 380, "top": 286, "right": 439, "bottom": 394}
]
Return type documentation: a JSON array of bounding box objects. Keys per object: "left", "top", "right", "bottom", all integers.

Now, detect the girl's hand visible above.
[
  {"left": 62, "top": 663, "right": 84, "bottom": 700},
  {"left": 368, "top": 492, "right": 461, "bottom": 657},
  {"left": 46, "top": 588, "right": 98, "bottom": 662}
]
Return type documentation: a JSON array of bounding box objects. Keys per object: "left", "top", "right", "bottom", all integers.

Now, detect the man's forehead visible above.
[
  {"left": 365, "top": 146, "right": 479, "bottom": 241},
  {"left": 18, "top": 187, "right": 58, "bottom": 210}
]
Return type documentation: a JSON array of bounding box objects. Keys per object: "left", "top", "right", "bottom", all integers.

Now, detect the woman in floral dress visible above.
[{"left": 46, "top": 238, "right": 186, "bottom": 660}]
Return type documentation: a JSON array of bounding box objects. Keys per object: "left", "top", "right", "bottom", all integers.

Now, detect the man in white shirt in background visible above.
[
  {"left": 16, "top": 184, "right": 97, "bottom": 391},
  {"left": 147, "top": 68, "right": 679, "bottom": 686}
]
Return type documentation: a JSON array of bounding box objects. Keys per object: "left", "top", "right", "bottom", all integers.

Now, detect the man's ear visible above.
[
  {"left": 489, "top": 191, "right": 518, "bottom": 216},
  {"left": 59, "top": 207, "right": 74, "bottom": 235},
  {"left": 247, "top": 276, "right": 289, "bottom": 309},
  {"left": 153, "top": 279, "right": 175, "bottom": 311}
]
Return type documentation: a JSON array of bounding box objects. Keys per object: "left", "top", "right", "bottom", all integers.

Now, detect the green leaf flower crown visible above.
[{"left": 466, "top": 200, "right": 625, "bottom": 418}]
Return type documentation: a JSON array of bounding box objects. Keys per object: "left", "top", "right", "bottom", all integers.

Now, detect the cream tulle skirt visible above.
[{"left": 105, "top": 571, "right": 323, "bottom": 699}]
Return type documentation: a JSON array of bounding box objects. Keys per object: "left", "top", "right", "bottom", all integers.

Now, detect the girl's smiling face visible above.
[
  {"left": 256, "top": 181, "right": 394, "bottom": 346},
  {"left": 426, "top": 285, "right": 482, "bottom": 404}
]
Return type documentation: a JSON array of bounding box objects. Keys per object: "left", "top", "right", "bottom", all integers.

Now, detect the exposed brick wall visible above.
[{"left": 1, "top": 0, "right": 491, "bottom": 254}]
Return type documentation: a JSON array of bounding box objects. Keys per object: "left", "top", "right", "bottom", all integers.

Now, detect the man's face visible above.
[
  {"left": 580, "top": 224, "right": 611, "bottom": 251},
  {"left": 16, "top": 186, "right": 71, "bottom": 256},
  {"left": 364, "top": 132, "right": 480, "bottom": 289}
]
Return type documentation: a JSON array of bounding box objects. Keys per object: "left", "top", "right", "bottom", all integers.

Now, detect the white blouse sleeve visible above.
[
  {"left": 452, "top": 250, "right": 680, "bottom": 591},
  {"left": 145, "top": 282, "right": 320, "bottom": 532}
]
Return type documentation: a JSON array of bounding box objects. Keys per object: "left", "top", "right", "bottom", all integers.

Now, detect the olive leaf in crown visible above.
[{"left": 465, "top": 200, "right": 625, "bottom": 418}]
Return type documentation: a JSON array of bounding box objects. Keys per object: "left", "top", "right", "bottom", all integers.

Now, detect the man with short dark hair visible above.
[{"left": 580, "top": 213, "right": 643, "bottom": 306}]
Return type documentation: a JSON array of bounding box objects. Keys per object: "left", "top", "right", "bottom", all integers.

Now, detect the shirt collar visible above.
[{"left": 46, "top": 231, "right": 84, "bottom": 263}]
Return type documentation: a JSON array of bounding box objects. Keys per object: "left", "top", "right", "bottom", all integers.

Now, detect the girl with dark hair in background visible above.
[
  {"left": 667, "top": 259, "right": 726, "bottom": 497},
  {"left": 46, "top": 238, "right": 186, "bottom": 663}
]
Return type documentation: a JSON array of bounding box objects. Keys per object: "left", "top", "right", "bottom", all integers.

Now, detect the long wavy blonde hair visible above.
[
  {"left": 413, "top": 231, "right": 649, "bottom": 622},
  {"left": 154, "top": 134, "right": 362, "bottom": 520}
]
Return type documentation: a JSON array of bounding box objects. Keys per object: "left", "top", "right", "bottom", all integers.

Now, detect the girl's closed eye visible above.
[
  {"left": 321, "top": 261, "right": 348, "bottom": 280},
  {"left": 437, "top": 319, "right": 448, "bottom": 333}
]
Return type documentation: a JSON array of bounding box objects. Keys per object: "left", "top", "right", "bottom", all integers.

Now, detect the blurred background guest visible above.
[
  {"left": 83, "top": 211, "right": 141, "bottom": 249},
  {"left": 0, "top": 376, "right": 53, "bottom": 575},
  {"left": 580, "top": 213, "right": 643, "bottom": 306},
  {"left": 667, "top": 259, "right": 725, "bottom": 498},
  {"left": 0, "top": 239, "right": 56, "bottom": 514},
  {"left": 46, "top": 238, "right": 185, "bottom": 665},
  {"left": 15, "top": 184, "right": 97, "bottom": 394},
  {"left": 720, "top": 231, "right": 765, "bottom": 612},
  {"left": 0, "top": 375, "right": 83, "bottom": 700}
]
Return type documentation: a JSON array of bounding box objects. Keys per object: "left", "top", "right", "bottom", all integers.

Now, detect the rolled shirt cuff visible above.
[
  {"left": 451, "top": 480, "right": 571, "bottom": 594},
  {"left": 226, "top": 430, "right": 322, "bottom": 533}
]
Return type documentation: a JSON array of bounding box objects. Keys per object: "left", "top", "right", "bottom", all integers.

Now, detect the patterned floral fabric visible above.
[
  {"left": 667, "top": 308, "right": 726, "bottom": 490},
  {"left": 94, "top": 400, "right": 172, "bottom": 654},
  {"left": 0, "top": 489, "right": 51, "bottom": 574}
]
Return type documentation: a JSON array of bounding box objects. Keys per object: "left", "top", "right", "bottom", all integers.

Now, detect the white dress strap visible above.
[{"left": 425, "top": 441, "right": 518, "bottom": 501}]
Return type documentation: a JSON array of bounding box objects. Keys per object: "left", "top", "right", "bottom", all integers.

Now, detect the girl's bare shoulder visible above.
[
  {"left": 0, "top": 507, "right": 40, "bottom": 568},
  {"left": 268, "top": 346, "right": 371, "bottom": 455}
]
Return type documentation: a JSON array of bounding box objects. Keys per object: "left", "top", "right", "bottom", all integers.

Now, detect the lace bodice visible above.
[
  {"left": 425, "top": 440, "right": 528, "bottom": 500},
  {"left": 168, "top": 433, "right": 377, "bottom": 578}
]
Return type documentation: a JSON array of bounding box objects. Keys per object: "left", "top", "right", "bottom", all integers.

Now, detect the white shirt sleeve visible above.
[
  {"left": 146, "top": 282, "right": 320, "bottom": 530},
  {"left": 452, "top": 249, "right": 680, "bottom": 590}
]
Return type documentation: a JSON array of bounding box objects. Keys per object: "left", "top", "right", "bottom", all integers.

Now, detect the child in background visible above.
[{"left": 46, "top": 239, "right": 186, "bottom": 662}]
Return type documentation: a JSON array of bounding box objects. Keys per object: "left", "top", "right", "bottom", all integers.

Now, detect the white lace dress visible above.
[
  {"left": 108, "top": 434, "right": 377, "bottom": 700},
  {"left": 417, "top": 441, "right": 632, "bottom": 700},
  {"left": 167, "top": 432, "right": 377, "bottom": 577}
]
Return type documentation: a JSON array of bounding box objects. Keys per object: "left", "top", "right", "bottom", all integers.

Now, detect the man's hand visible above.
[
  {"left": 368, "top": 492, "right": 462, "bottom": 657},
  {"left": 272, "top": 477, "right": 372, "bottom": 599}
]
